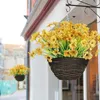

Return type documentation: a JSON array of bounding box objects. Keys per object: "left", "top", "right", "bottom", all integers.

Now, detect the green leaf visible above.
[{"left": 59, "top": 40, "right": 65, "bottom": 53}]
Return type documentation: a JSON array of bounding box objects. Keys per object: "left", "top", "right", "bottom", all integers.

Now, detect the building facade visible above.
[
  {"left": 0, "top": 39, "right": 4, "bottom": 80},
  {"left": 0, "top": 39, "right": 4, "bottom": 69},
  {"left": 3, "top": 44, "right": 26, "bottom": 90},
  {"left": 4, "top": 44, "right": 25, "bottom": 68},
  {"left": 21, "top": 0, "right": 100, "bottom": 100},
  {"left": 0, "top": 44, "right": 25, "bottom": 80}
]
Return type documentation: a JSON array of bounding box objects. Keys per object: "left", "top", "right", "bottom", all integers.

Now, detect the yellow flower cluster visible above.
[
  {"left": 29, "top": 21, "right": 100, "bottom": 62},
  {"left": 9, "top": 64, "right": 29, "bottom": 76}
]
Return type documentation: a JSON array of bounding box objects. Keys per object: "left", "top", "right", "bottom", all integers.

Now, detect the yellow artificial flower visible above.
[
  {"left": 57, "top": 33, "right": 63, "bottom": 40},
  {"left": 97, "top": 35, "right": 100, "bottom": 42},
  {"left": 90, "top": 31, "right": 98, "bottom": 38},
  {"left": 83, "top": 52, "right": 93, "bottom": 60},
  {"left": 41, "top": 43, "right": 45, "bottom": 48},
  {"left": 69, "top": 43, "right": 76, "bottom": 50},
  {"left": 76, "top": 32, "right": 82, "bottom": 37},
  {"left": 29, "top": 21, "right": 99, "bottom": 61},
  {"left": 66, "top": 37, "right": 72, "bottom": 41},
  {"left": 64, "top": 50, "right": 70, "bottom": 57},
  {"left": 47, "top": 22, "right": 58, "bottom": 27},
  {"left": 28, "top": 51, "right": 35, "bottom": 57},
  {"left": 30, "top": 32, "right": 39, "bottom": 41},
  {"left": 60, "top": 21, "right": 68, "bottom": 26},
  {"left": 45, "top": 56, "right": 52, "bottom": 62},
  {"left": 35, "top": 48, "right": 42, "bottom": 55},
  {"left": 50, "top": 36, "right": 57, "bottom": 43},
  {"left": 41, "top": 30, "right": 50, "bottom": 39},
  {"left": 89, "top": 39, "right": 96, "bottom": 48},
  {"left": 82, "top": 34, "right": 88, "bottom": 39},
  {"left": 52, "top": 49, "right": 60, "bottom": 56},
  {"left": 9, "top": 64, "right": 29, "bottom": 76},
  {"left": 69, "top": 50, "right": 78, "bottom": 57},
  {"left": 52, "top": 42, "right": 59, "bottom": 48},
  {"left": 81, "top": 39, "right": 87, "bottom": 47},
  {"left": 45, "top": 42, "right": 53, "bottom": 48},
  {"left": 71, "top": 39, "right": 77, "bottom": 44}
]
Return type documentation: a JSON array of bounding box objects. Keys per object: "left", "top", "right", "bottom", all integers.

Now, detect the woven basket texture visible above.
[
  {"left": 49, "top": 57, "right": 88, "bottom": 80},
  {"left": 15, "top": 75, "right": 25, "bottom": 81}
]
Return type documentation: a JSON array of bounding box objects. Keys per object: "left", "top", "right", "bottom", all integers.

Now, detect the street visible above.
[{"left": 0, "top": 90, "right": 26, "bottom": 100}]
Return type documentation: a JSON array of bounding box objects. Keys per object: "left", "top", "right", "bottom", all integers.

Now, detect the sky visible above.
[{"left": 0, "top": 0, "right": 27, "bottom": 45}]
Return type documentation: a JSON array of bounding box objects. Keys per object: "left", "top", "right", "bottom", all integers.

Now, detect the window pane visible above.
[{"left": 62, "top": 76, "right": 83, "bottom": 100}]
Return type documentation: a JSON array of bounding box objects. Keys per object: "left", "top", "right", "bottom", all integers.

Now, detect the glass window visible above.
[{"left": 62, "top": 76, "right": 83, "bottom": 100}]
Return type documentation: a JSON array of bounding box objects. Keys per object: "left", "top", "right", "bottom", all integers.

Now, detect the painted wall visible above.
[
  {"left": 29, "top": 1, "right": 69, "bottom": 100},
  {"left": 34, "top": 0, "right": 79, "bottom": 32},
  {"left": 30, "top": 42, "right": 60, "bottom": 100},
  {"left": 48, "top": 65, "right": 59, "bottom": 100},
  {"left": 29, "top": 1, "right": 80, "bottom": 100},
  {"left": 30, "top": 43, "right": 48, "bottom": 100}
]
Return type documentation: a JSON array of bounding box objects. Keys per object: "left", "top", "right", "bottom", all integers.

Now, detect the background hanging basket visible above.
[
  {"left": 49, "top": 57, "right": 89, "bottom": 80},
  {"left": 15, "top": 75, "right": 25, "bottom": 81}
]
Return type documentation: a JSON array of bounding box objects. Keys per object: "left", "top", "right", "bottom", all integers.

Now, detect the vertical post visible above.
[
  {"left": 27, "top": 0, "right": 31, "bottom": 13},
  {"left": 83, "top": 68, "right": 87, "bottom": 100},
  {"left": 97, "top": 0, "right": 100, "bottom": 99},
  {"left": 59, "top": 80, "right": 62, "bottom": 100},
  {"left": 26, "top": 41, "right": 30, "bottom": 100},
  {"left": 71, "top": 80, "right": 77, "bottom": 100}
]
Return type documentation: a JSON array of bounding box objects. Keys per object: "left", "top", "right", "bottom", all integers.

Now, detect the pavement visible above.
[{"left": 0, "top": 90, "right": 26, "bottom": 100}]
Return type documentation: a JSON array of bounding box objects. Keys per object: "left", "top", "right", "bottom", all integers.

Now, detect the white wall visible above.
[
  {"left": 29, "top": 0, "right": 80, "bottom": 100},
  {"left": 30, "top": 43, "right": 48, "bottom": 100},
  {"left": 30, "top": 43, "right": 61, "bottom": 100},
  {"left": 34, "top": 0, "right": 79, "bottom": 32},
  {"left": 48, "top": 65, "right": 59, "bottom": 100}
]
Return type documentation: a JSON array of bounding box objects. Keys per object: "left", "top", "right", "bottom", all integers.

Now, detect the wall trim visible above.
[{"left": 25, "top": 0, "right": 56, "bottom": 40}]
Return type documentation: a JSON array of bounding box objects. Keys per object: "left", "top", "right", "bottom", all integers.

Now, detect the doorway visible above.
[{"left": 62, "top": 75, "right": 83, "bottom": 100}]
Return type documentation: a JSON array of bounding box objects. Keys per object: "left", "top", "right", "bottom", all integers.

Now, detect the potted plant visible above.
[
  {"left": 9, "top": 64, "right": 29, "bottom": 81},
  {"left": 29, "top": 21, "right": 100, "bottom": 80}
]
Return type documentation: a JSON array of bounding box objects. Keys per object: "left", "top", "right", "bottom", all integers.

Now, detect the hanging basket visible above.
[
  {"left": 14, "top": 75, "right": 25, "bottom": 81},
  {"left": 49, "top": 57, "right": 89, "bottom": 80}
]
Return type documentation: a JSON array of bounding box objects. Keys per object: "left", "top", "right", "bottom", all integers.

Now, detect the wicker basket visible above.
[
  {"left": 14, "top": 75, "right": 25, "bottom": 81},
  {"left": 49, "top": 57, "right": 88, "bottom": 80}
]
